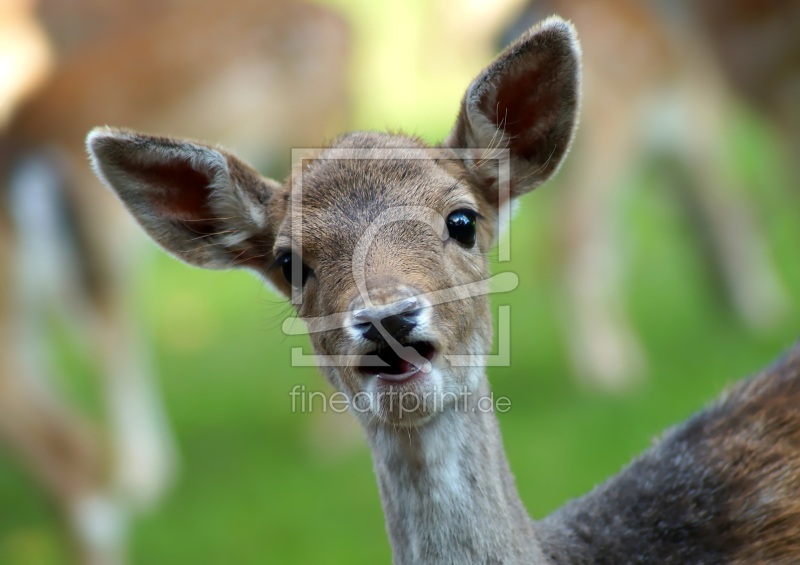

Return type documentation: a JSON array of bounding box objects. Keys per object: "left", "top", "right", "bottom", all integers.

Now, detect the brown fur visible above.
[{"left": 709, "top": 347, "right": 800, "bottom": 562}]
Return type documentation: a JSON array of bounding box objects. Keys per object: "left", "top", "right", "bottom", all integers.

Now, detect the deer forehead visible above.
[{"left": 274, "top": 134, "right": 489, "bottom": 264}]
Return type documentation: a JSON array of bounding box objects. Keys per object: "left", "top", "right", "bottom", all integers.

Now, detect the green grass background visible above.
[{"left": 1, "top": 1, "right": 798, "bottom": 563}]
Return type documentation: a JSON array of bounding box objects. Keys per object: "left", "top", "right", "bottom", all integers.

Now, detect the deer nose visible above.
[{"left": 352, "top": 297, "right": 420, "bottom": 343}]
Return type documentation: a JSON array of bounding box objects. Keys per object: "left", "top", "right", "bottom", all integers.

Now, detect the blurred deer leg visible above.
[
  {"left": 688, "top": 173, "right": 788, "bottom": 329},
  {"left": 678, "top": 78, "right": 789, "bottom": 329},
  {"left": 1, "top": 199, "right": 125, "bottom": 564},
  {"left": 88, "top": 276, "right": 177, "bottom": 512},
  {"left": 65, "top": 162, "right": 177, "bottom": 512},
  {"left": 0, "top": 368, "right": 125, "bottom": 565},
  {"left": 561, "top": 105, "right": 646, "bottom": 390}
]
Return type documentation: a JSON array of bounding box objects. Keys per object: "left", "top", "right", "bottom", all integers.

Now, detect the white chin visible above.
[{"left": 354, "top": 368, "right": 464, "bottom": 426}]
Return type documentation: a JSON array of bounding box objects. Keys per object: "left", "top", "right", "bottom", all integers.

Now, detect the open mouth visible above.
[{"left": 357, "top": 341, "right": 436, "bottom": 382}]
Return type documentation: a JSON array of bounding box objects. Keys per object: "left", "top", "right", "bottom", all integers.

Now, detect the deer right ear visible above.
[
  {"left": 87, "top": 127, "right": 284, "bottom": 275},
  {"left": 445, "top": 16, "right": 581, "bottom": 204}
]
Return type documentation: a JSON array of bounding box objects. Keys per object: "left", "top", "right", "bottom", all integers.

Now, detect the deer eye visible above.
[
  {"left": 276, "top": 252, "right": 311, "bottom": 288},
  {"left": 446, "top": 209, "right": 477, "bottom": 248}
]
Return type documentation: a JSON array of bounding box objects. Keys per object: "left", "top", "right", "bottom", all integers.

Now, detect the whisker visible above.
[
  {"left": 187, "top": 229, "right": 237, "bottom": 241},
  {"left": 180, "top": 216, "right": 237, "bottom": 222}
]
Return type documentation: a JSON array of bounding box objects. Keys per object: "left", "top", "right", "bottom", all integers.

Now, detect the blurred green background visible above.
[{"left": 1, "top": 0, "right": 798, "bottom": 563}]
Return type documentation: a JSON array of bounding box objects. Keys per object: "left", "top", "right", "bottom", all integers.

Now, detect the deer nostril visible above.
[
  {"left": 359, "top": 312, "right": 418, "bottom": 343},
  {"left": 361, "top": 324, "right": 382, "bottom": 343},
  {"left": 351, "top": 295, "right": 424, "bottom": 343},
  {"left": 381, "top": 314, "right": 415, "bottom": 340}
]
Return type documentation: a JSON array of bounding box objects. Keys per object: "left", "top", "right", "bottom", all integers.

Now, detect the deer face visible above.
[
  {"left": 274, "top": 132, "right": 498, "bottom": 424},
  {"left": 88, "top": 17, "right": 581, "bottom": 428}
]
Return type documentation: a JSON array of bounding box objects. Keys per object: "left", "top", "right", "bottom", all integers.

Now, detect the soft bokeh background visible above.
[{"left": 1, "top": 0, "right": 798, "bottom": 563}]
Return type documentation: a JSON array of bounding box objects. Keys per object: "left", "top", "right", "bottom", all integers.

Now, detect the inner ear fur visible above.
[
  {"left": 87, "top": 127, "right": 283, "bottom": 273},
  {"left": 445, "top": 16, "right": 581, "bottom": 202}
]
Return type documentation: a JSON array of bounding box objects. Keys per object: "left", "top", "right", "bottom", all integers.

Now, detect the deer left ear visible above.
[{"left": 445, "top": 16, "right": 581, "bottom": 204}]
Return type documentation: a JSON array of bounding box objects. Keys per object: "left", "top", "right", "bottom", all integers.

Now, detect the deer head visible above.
[{"left": 88, "top": 16, "right": 580, "bottom": 428}]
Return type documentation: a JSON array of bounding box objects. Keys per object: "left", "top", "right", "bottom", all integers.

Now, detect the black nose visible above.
[
  {"left": 352, "top": 298, "right": 420, "bottom": 343},
  {"left": 361, "top": 313, "right": 418, "bottom": 343}
]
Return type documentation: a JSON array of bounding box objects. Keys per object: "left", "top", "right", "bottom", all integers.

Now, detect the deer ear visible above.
[
  {"left": 87, "top": 127, "right": 282, "bottom": 273},
  {"left": 445, "top": 16, "right": 581, "bottom": 203}
]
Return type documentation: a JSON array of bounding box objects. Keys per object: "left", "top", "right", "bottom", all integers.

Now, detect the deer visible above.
[
  {"left": 0, "top": 0, "right": 348, "bottom": 562},
  {"left": 87, "top": 16, "right": 800, "bottom": 564}
]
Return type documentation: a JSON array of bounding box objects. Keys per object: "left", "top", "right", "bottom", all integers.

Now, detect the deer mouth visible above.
[{"left": 357, "top": 341, "right": 436, "bottom": 382}]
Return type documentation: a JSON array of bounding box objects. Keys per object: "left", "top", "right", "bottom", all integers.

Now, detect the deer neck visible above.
[{"left": 364, "top": 377, "right": 547, "bottom": 564}]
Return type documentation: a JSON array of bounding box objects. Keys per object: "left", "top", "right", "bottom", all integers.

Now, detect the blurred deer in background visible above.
[
  {"left": 0, "top": 0, "right": 349, "bottom": 562},
  {"left": 693, "top": 0, "right": 800, "bottom": 178},
  {"left": 502, "top": 0, "right": 796, "bottom": 390}
]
